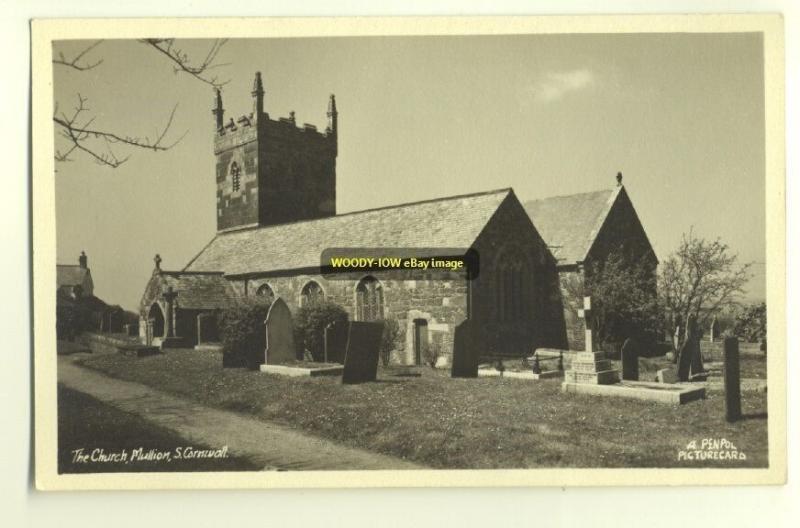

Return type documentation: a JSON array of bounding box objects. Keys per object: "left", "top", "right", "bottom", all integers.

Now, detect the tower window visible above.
[{"left": 230, "top": 161, "right": 241, "bottom": 192}]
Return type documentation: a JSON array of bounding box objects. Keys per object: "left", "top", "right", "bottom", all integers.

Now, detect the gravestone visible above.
[
  {"left": 197, "top": 312, "right": 219, "bottom": 343},
  {"left": 677, "top": 315, "right": 700, "bottom": 382},
  {"left": 710, "top": 316, "right": 720, "bottom": 343},
  {"left": 324, "top": 320, "right": 349, "bottom": 363},
  {"left": 656, "top": 367, "right": 678, "bottom": 384},
  {"left": 341, "top": 321, "right": 384, "bottom": 384},
  {"left": 264, "top": 298, "right": 296, "bottom": 365},
  {"left": 451, "top": 320, "right": 480, "bottom": 378},
  {"left": 723, "top": 337, "right": 742, "bottom": 422},
  {"left": 672, "top": 325, "right": 681, "bottom": 358},
  {"left": 620, "top": 338, "right": 639, "bottom": 381}
]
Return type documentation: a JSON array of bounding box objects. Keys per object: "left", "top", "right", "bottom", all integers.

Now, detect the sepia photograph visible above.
[{"left": 32, "top": 15, "right": 785, "bottom": 490}]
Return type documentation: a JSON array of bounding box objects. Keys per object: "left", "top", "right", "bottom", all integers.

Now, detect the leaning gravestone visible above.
[
  {"left": 324, "top": 320, "right": 349, "bottom": 363},
  {"left": 451, "top": 320, "right": 480, "bottom": 378},
  {"left": 341, "top": 321, "right": 384, "bottom": 384},
  {"left": 620, "top": 338, "right": 639, "bottom": 381},
  {"left": 676, "top": 338, "right": 696, "bottom": 382},
  {"left": 264, "top": 298, "right": 296, "bottom": 365}
]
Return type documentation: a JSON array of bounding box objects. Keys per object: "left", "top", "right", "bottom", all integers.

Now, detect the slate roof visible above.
[
  {"left": 522, "top": 187, "right": 620, "bottom": 266},
  {"left": 56, "top": 265, "right": 89, "bottom": 287},
  {"left": 184, "top": 188, "right": 513, "bottom": 276},
  {"left": 158, "top": 272, "right": 239, "bottom": 309}
]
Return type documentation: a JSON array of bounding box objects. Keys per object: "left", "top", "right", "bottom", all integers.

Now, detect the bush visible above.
[
  {"left": 733, "top": 302, "right": 767, "bottom": 343},
  {"left": 380, "top": 317, "right": 402, "bottom": 366},
  {"left": 218, "top": 299, "right": 271, "bottom": 370},
  {"left": 293, "top": 299, "right": 349, "bottom": 362},
  {"left": 56, "top": 301, "right": 91, "bottom": 341}
]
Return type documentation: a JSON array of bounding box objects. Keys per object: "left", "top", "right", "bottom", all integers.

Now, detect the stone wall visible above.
[
  {"left": 235, "top": 271, "right": 469, "bottom": 366},
  {"left": 213, "top": 113, "right": 336, "bottom": 232},
  {"left": 468, "top": 192, "right": 568, "bottom": 357}
]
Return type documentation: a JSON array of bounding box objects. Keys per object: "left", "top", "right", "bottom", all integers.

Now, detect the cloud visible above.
[{"left": 533, "top": 69, "right": 595, "bottom": 103}]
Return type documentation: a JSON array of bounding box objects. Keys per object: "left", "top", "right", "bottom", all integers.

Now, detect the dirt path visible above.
[{"left": 58, "top": 356, "right": 423, "bottom": 471}]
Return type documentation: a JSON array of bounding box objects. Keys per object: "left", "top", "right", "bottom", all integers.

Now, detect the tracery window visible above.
[{"left": 356, "top": 276, "right": 384, "bottom": 321}]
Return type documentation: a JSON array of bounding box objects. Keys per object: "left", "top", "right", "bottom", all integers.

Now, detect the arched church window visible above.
[
  {"left": 356, "top": 276, "right": 384, "bottom": 321},
  {"left": 230, "top": 161, "right": 241, "bottom": 192},
  {"left": 255, "top": 283, "right": 275, "bottom": 304},
  {"left": 300, "top": 280, "right": 325, "bottom": 307}
]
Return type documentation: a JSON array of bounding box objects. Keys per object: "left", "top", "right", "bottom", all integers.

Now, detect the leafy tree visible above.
[
  {"left": 293, "top": 299, "right": 349, "bottom": 362},
  {"left": 380, "top": 316, "right": 402, "bottom": 366},
  {"left": 565, "top": 249, "right": 660, "bottom": 348},
  {"left": 659, "top": 230, "right": 752, "bottom": 341},
  {"left": 733, "top": 302, "right": 767, "bottom": 343},
  {"left": 218, "top": 299, "right": 270, "bottom": 369}
]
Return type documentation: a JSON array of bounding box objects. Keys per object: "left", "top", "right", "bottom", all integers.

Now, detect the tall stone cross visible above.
[
  {"left": 162, "top": 286, "right": 178, "bottom": 338},
  {"left": 577, "top": 296, "right": 592, "bottom": 352}
]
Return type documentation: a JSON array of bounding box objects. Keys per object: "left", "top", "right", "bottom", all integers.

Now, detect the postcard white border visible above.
[{"left": 32, "top": 14, "right": 786, "bottom": 490}]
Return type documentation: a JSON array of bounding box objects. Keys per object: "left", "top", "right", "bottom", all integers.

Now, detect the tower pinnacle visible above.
[
  {"left": 212, "top": 88, "right": 224, "bottom": 131},
  {"left": 252, "top": 71, "right": 265, "bottom": 118}
]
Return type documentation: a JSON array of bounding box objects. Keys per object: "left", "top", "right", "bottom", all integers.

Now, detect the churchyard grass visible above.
[
  {"left": 58, "top": 384, "right": 261, "bottom": 473},
  {"left": 76, "top": 349, "right": 768, "bottom": 469}
]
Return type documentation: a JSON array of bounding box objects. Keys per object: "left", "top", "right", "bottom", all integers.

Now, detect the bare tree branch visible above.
[
  {"left": 53, "top": 94, "right": 186, "bottom": 168},
  {"left": 53, "top": 38, "right": 229, "bottom": 168},
  {"left": 139, "top": 38, "right": 230, "bottom": 88},
  {"left": 53, "top": 40, "right": 105, "bottom": 71}
]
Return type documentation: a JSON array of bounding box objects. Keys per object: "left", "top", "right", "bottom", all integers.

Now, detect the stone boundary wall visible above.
[{"left": 79, "top": 332, "right": 140, "bottom": 355}]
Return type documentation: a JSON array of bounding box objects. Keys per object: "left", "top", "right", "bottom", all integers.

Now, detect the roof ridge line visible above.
[
  {"left": 214, "top": 187, "right": 513, "bottom": 235},
  {"left": 522, "top": 186, "right": 615, "bottom": 204}
]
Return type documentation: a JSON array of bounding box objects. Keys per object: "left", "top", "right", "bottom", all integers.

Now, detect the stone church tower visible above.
[{"left": 212, "top": 72, "right": 338, "bottom": 232}]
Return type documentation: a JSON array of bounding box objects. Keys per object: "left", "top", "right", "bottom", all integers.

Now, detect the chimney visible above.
[
  {"left": 616, "top": 172, "right": 623, "bottom": 187},
  {"left": 78, "top": 250, "right": 87, "bottom": 269}
]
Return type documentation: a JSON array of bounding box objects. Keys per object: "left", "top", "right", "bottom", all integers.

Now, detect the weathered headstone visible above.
[
  {"left": 656, "top": 367, "right": 678, "bottom": 384},
  {"left": 341, "top": 321, "right": 384, "bottom": 384},
  {"left": 710, "top": 316, "right": 720, "bottom": 343},
  {"left": 677, "top": 315, "right": 701, "bottom": 382},
  {"left": 672, "top": 325, "right": 681, "bottom": 359},
  {"left": 676, "top": 338, "right": 695, "bottom": 382},
  {"left": 324, "top": 320, "right": 349, "bottom": 363},
  {"left": 723, "top": 337, "right": 742, "bottom": 422},
  {"left": 264, "top": 298, "right": 296, "bottom": 365},
  {"left": 621, "top": 338, "right": 639, "bottom": 381},
  {"left": 451, "top": 320, "right": 480, "bottom": 378}
]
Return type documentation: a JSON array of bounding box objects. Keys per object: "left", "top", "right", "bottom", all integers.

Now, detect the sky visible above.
[{"left": 53, "top": 33, "right": 766, "bottom": 311}]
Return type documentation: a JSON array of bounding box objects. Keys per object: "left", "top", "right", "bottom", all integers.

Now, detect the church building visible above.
[{"left": 139, "top": 72, "right": 654, "bottom": 364}]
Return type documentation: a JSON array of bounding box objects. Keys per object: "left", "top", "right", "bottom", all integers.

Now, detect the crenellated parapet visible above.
[{"left": 211, "top": 71, "right": 338, "bottom": 231}]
